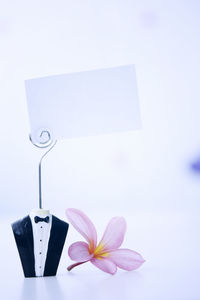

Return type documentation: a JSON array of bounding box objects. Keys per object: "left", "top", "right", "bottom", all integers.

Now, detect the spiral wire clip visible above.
[{"left": 29, "top": 130, "right": 57, "bottom": 209}]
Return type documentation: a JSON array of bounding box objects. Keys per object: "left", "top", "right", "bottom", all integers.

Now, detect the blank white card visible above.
[{"left": 25, "top": 65, "right": 141, "bottom": 143}]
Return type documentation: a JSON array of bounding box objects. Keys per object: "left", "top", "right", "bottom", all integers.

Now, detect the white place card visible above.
[{"left": 25, "top": 65, "right": 141, "bottom": 144}]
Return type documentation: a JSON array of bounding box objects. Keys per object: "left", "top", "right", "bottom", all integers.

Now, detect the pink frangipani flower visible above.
[{"left": 66, "top": 208, "right": 145, "bottom": 275}]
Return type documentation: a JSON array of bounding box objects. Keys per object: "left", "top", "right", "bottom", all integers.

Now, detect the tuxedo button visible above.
[
  {"left": 40, "top": 239, "right": 42, "bottom": 242},
  {"left": 39, "top": 252, "right": 42, "bottom": 254},
  {"left": 40, "top": 226, "right": 43, "bottom": 228}
]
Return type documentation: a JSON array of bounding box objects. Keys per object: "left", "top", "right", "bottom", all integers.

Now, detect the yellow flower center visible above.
[{"left": 93, "top": 243, "right": 109, "bottom": 260}]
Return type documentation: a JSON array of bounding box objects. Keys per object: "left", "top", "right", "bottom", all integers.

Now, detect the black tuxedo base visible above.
[{"left": 12, "top": 215, "right": 69, "bottom": 278}]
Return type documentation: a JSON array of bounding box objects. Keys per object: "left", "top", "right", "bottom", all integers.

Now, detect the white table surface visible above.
[{"left": 1, "top": 211, "right": 199, "bottom": 300}]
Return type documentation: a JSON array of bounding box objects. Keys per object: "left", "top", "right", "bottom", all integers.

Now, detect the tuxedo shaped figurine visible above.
[{"left": 12, "top": 209, "right": 69, "bottom": 278}]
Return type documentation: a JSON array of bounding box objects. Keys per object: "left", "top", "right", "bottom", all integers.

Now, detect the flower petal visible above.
[
  {"left": 66, "top": 208, "right": 97, "bottom": 251},
  {"left": 68, "top": 241, "right": 94, "bottom": 262},
  {"left": 108, "top": 249, "right": 145, "bottom": 271},
  {"left": 91, "top": 258, "right": 117, "bottom": 275},
  {"left": 98, "top": 217, "right": 126, "bottom": 252}
]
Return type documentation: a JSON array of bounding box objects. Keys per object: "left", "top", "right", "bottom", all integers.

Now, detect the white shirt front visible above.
[{"left": 30, "top": 213, "right": 52, "bottom": 277}]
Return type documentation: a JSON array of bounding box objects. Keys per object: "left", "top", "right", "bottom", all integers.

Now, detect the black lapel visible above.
[
  {"left": 44, "top": 215, "right": 69, "bottom": 276},
  {"left": 12, "top": 216, "right": 35, "bottom": 278}
]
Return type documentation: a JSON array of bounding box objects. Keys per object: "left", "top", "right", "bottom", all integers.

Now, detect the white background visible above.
[{"left": 0, "top": 1, "right": 200, "bottom": 299}]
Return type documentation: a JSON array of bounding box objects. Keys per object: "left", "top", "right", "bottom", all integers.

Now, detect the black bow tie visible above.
[{"left": 34, "top": 216, "right": 49, "bottom": 223}]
